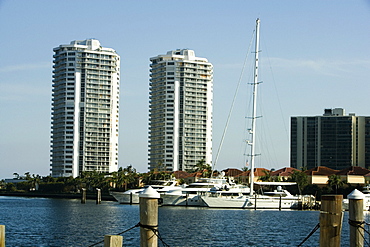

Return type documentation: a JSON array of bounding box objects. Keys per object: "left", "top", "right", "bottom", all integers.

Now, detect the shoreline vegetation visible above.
[
  {"left": 0, "top": 191, "right": 116, "bottom": 201},
  {"left": 1, "top": 164, "right": 364, "bottom": 202}
]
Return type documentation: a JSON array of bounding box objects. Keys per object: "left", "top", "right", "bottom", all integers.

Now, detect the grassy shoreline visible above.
[{"left": 0, "top": 191, "right": 117, "bottom": 201}]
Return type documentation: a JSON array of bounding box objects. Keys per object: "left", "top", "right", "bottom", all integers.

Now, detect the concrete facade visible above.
[
  {"left": 148, "top": 49, "right": 213, "bottom": 171},
  {"left": 51, "top": 39, "right": 120, "bottom": 177}
]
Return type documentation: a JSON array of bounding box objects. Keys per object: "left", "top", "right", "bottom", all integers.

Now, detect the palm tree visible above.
[
  {"left": 259, "top": 170, "right": 272, "bottom": 182},
  {"left": 327, "top": 174, "right": 345, "bottom": 194},
  {"left": 287, "top": 170, "right": 309, "bottom": 195}
]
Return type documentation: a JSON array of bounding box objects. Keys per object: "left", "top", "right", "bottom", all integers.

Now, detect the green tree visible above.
[
  {"left": 287, "top": 170, "right": 309, "bottom": 195},
  {"left": 5, "top": 183, "right": 16, "bottom": 192},
  {"left": 186, "top": 159, "right": 212, "bottom": 177},
  {"left": 327, "top": 174, "right": 346, "bottom": 194},
  {"left": 259, "top": 170, "right": 272, "bottom": 182}
]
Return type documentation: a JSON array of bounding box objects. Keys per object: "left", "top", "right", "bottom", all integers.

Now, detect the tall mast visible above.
[{"left": 249, "top": 18, "right": 260, "bottom": 196}]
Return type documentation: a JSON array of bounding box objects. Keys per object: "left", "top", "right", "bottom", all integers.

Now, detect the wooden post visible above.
[
  {"left": 348, "top": 189, "right": 365, "bottom": 247},
  {"left": 130, "top": 192, "right": 133, "bottom": 205},
  {"left": 96, "top": 188, "right": 101, "bottom": 204},
  {"left": 81, "top": 188, "right": 86, "bottom": 204},
  {"left": 254, "top": 194, "right": 257, "bottom": 210},
  {"left": 279, "top": 196, "right": 282, "bottom": 211},
  {"left": 0, "top": 225, "right": 5, "bottom": 247},
  {"left": 185, "top": 193, "right": 188, "bottom": 206},
  {"left": 104, "top": 235, "right": 123, "bottom": 247},
  {"left": 319, "top": 195, "right": 343, "bottom": 247},
  {"left": 139, "top": 186, "right": 160, "bottom": 247}
]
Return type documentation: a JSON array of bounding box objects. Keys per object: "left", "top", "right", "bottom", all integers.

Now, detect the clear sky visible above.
[{"left": 1, "top": 0, "right": 370, "bottom": 179}]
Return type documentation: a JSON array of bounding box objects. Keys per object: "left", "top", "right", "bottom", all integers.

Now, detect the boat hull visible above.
[
  {"left": 110, "top": 191, "right": 140, "bottom": 204},
  {"left": 161, "top": 194, "right": 207, "bottom": 207},
  {"left": 201, "top": 195, "right": 299, "bottom": 209}
]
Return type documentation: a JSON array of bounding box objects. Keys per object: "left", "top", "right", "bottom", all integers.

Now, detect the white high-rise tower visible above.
[
  {"left": 51, "top": 39, "right": 120, "bottom": 177},
  {"left": 149, "top": 49, "right": 213, "bottom": 171}
]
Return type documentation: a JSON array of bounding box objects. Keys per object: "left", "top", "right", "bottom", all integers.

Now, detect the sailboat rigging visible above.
[
  {"left": 201, "top": 19, "right": 315, "bottom": 209},
  {"left": 248, "top": 18, "right": 260, "bottom": 196}
]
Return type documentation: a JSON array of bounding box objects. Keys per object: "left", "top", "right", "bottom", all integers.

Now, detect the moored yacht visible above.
[
  {"left": 161, "top": 177, "right": 250, "bottom": 206},
  {"left": 160, "top": 177, "right": 228, "bottom": 206},
  {"left": 201, "top": 182, "right": 305, "bottom": 209},
  {"left": 110, "top": 180, "right": 179, "bottom": 204}
]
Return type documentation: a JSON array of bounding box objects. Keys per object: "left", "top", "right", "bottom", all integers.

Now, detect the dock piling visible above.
[
  {"left": 348, "top": 189, "right": 365, "bottom": 247},
  {"left": 96, "top": 188, "right": 101, "bottom": 204},
  {"left": 139, "top": 186, "right": 160, "bottom": 247},
  {"left": 319, "top": 195, "right": 343, "bottom": 247},
  {"left": 81, "top": 188, "right": 86, "bottom": 204},
  {"left": 279, "top": 195, "right": 282, "bottom": 211},
  {"left": 0, "top": 225, "right": 4, "bottom": 247},
  {"left": 104, "top": 235, "right": 123, "bottom": 247}
]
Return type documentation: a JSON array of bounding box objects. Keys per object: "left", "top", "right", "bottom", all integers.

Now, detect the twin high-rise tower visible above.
[
  {"left": 51, "top": 39, "right": 120, "bottom": 177},
  {"left": 148, "top": 49, "right": 213, "bottom": 171},
  {"left": 51, "top": 41, "right": 213, "bottom": 177}
]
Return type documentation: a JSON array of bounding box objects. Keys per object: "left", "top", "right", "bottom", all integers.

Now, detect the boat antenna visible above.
[{"left": 249, "top": 18, "right": 261, "bottom": 196}]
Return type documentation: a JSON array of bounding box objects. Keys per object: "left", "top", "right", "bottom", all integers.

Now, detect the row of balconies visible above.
[
  {"left": 79, "top": 59, "right": 115, "bottom": 65},
  {"left": 80, "top": 64, "right": 117, "bottom": 72},
  {"left": 176, "top": 67, "right": 212, "bottom": 73},
  {"left": 85, "top": 112, "right": 110, "bottom": 117},
  {"left": 82, "top": 69, "right": 112, "bottom": 75},
  {"left": 83, "top": 137, "right": 110, "bottom": 142},
  {"left": 84, "top": 80, "right": 113, "bottom": 86},
  {"left": 85, "top": 88, "right": 111, "bottom": 93},
  {"left": 84, "top": 151, "right": 110, "bottom": 156},
  {"left": 85, "top": 74, "right": 112, "bottom": 79},
  {"left": 84, "top": 128, "right": 111, "bottom": 133},
  {"left": 84, "top": 122, "right": 111, "bottom": 128},
  {"left": 86, "top": 98, "right": 111, "bottom": 104},
  {"left": 85, "top": 93, "right": 111, "bottom": 100},
  {"left": 85, "top": 148, "right": 110, "bottom": 153},
  {"left": 84, "top": 157, "right": 110, "bottom": 162},
  {"left": 84, "top": 143, "right": 111, "bottom": 147},
  {"left": 85, "top": 118, "right": 111, "bottom": 123}
]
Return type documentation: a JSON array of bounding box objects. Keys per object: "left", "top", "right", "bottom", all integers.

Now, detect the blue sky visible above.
[{"left": 1, "top": 0, "right": 370, "bottom": 178}]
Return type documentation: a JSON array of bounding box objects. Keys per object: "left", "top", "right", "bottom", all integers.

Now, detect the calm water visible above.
[{"left": 0, "top": 196, "right": 366, "bottom": 246}]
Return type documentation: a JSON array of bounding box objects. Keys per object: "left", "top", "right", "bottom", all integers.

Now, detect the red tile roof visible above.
[
  {"left": 270, "top": 167, "right": 300, "bottom": 177},
  {"left": 304, "top": 166, "right": 339, "bottom": 176},
  {"left": 336, "top": 166, "right": 370, "bottom": 176},
  {"left": 173, "top": 171, "right": 192, "bottom": 179},
  {"left": 235, "top": 168, "right": 270, "bottom": 177},
  {"left": 222, "top": 168, "right": 244, "bottom": 177}
]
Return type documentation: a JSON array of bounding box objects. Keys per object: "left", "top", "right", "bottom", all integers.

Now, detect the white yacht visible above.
[
  {"left": 110, "top": 180, "right": 178, "bottom": 204},
  {"left": 161, "top": 177, "right": 250, "bottom": 206},
  {"left": 160, "top": 177, "right": 228, "bottom": 206},
  {"left": 202, "top": 182, "right": 304, "bottom": 209}
]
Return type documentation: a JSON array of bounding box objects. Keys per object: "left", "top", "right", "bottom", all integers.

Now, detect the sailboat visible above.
[{"left": 201, "top": 19, "right": 313, "bottom": 209}]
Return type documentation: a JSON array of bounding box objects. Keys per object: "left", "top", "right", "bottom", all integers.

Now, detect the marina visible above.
[{"left": 0, "top": 196, "right": 359, "bottom": 247}]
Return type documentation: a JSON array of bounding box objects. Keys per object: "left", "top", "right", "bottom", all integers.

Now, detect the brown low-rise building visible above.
[
  {"left": 304, "top": 166, "right": 339, "bottom": 187},
  {"left": 336, "top": 166, "right": 370, "bottom": 185}
]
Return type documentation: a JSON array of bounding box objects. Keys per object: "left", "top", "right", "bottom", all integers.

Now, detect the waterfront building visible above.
[
  {"left": 51, "top": 39, "right": 120, "bottom": 177},
  {"left": 291, "top": 108, "right": 370, "bottom": 170},
  {"left": 148, "top": 49, "right": 213, "bottom": 171}
]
